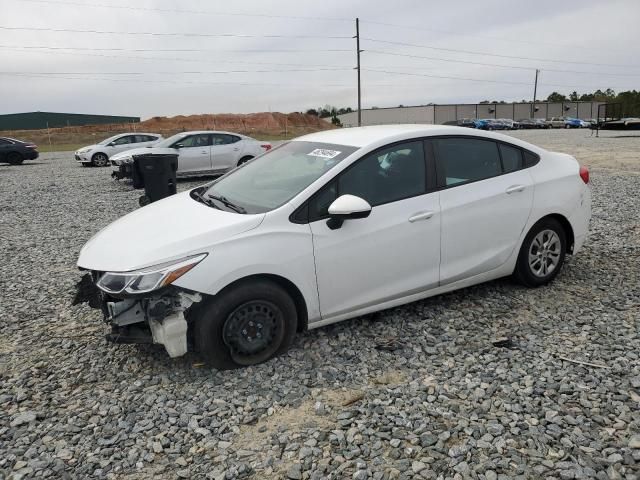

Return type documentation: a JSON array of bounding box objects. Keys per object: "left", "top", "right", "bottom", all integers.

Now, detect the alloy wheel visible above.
[
  {"left": 528, "top": 229, "right": 561, "bottom": 277},
  {"left": 93, "top": 153, "right": 109, "bottom": 167}
]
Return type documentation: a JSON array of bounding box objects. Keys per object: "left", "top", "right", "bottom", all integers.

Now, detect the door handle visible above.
[
  {"left": 233, "top": 148, "right": 240, "bottom": 151},
  {"left": 200, "top": 151, "right": 208, "bottom": 155},
  {"left": 506, "top": 185, "right": 525, "bottom": 194},
  {"left": 408, "top": 211, "right": 435, "bottom": 223}
]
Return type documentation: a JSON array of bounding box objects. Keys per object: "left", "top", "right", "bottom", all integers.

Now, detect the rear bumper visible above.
[{"left": 569, "top": 186, "right": 592, "bottom": 255}]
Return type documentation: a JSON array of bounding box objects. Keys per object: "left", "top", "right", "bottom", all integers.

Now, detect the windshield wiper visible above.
[
  {"left": 192, "top": 189, "right": 220, "bottom": 209},
  {"left": 207, "top": 194, "right": 247, "bottom": 214}
]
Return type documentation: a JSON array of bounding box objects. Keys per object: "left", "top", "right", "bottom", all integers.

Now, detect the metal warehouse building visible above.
[
  {"left": 338, "top": 101, "right": 604, "bottom": 127},
  {"left": 0, "top": 111, "right": 140, "bottom": 130}
]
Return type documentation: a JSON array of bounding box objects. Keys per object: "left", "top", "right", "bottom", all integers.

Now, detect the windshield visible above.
[
  {"left": 154, "top": 133, "right": 190, "bottom": 148},
  {"left": 98, "top": 134, "right": 121, "bottom": 145},
  {"left": 200, "top": 141, "right": 358, "bottom": 214}
]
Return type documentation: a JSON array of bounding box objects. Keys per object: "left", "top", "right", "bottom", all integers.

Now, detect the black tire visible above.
[
  {"left": 6, "top": 152, "right": 24, "bottom": 165},
  {"left": 565, "top": 124, "right": 571, "bottom": 129},
  {"left": 237, "top": 155, "right": 254, "bottom": 166},
  {"left": 194, "top": 280, "right": 297, "bottom": 369},
  {"left": 514, "top": 218, "right": 567, "bottom": 287},
  {"left": 92, "top": 152, "right": 109, "bottom": 167}
]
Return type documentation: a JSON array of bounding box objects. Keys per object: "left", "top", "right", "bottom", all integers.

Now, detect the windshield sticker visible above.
[{"left": 308, "top": 148, "right": 341, "bottom": 159}]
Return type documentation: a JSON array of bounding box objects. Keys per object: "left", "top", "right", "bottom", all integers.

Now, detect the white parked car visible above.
[
  {"left": 110, "top": 131, "right": 271, "bottom": 177},
  {"left": 75, "top": 133, "right": 163, "bottom": 167},
  {"left": 78, "top": 125, "right": 591, "bottom": 368}
]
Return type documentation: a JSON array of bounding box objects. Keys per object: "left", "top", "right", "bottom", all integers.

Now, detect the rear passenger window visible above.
[
  {"left": 499, "top": 144, "right": 522, "bottom": 173},
  {"left": 434, "top": 138, "right": 501, "bottom": 186}
]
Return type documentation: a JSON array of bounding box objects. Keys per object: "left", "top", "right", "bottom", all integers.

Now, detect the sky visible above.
[{"left": 1, "top": 0, "right": 639, "bottom": 119}]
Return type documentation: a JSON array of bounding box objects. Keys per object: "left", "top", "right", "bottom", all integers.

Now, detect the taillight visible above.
[
  {"left": 260, "top": 144, "right": 272, "bottom": 151},
  {"left": 579, "top": 165, "right": 589, "bottom": 184}
]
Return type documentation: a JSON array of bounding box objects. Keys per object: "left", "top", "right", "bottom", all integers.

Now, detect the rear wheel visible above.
[
  {"left": 6, "top": 152, "right": 23, "bottom": 165},
  {"left": 514, "top": 218, "right": 567, "bottom": 287},
  {"left": 194, "top": 280, "right": 297, "bottom": 369},
  {"left": 92, "top": 152, "right": 109, "bottom": 167},
  {"left": 237, "top": 155, "right": 254, "bottom": 166},
  {"left": 565, "top": 124, "right": 571, "bottom": 129}
]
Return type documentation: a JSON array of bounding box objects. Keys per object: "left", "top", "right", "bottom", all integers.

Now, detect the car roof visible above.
[
  {"left": 292, "top": 124, "right": 546, "bottom": 153},
  {"left": 114, "top": 132, "right": 162, "bottom": 137},
  {"left": 171, "top": 130, "right": 246, "bottom": 136}
]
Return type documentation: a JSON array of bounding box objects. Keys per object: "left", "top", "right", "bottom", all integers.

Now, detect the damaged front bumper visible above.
[{"left": 76, "top": 273, "right": 202, "bottom": 357}]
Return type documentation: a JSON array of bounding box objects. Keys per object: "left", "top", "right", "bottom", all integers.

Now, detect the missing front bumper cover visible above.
[{"left": 101, "top": 289, "right": 201, "bottom": 358}]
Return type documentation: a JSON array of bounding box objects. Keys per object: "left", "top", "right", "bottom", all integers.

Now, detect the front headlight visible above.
[
  {"left": 114, "top": 156, "right": 133, "bottom": 165},
  {"left": 78, "top": 147, "right": 92, "bottom": 154},
  {"left": 96, "top": 254, "right": 207, "bottom": 295}
]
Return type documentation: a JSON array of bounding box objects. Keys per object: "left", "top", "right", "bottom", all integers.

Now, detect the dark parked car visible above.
[{"left": 0, "top": 137, "right": 39, "bottom": 164}]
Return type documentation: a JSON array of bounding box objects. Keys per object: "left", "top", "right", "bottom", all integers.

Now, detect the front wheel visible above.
[
  {"left": 514, "top": 218, "right": 567, "bottom": 287},
  {"left": 6, "top": 152, "right": 24, "bottom": 165},
  {"left": 194, "top": 280, "right": 297, "bottom": 369},
  {"left": 92, "top": 152, "right": 109, "bottom": 167}
]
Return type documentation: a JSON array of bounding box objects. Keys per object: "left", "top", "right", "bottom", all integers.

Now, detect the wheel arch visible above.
[
  {"left": 237, "top": 155, "right": 254, "bottom": 166},
  {"left": 213, "top": 273, "right": 309, "bottom": 332},
  {"left": 529, "top": 213, "right": 575, "bottom": 253},
  {"left": 91, "top": 151, "right": 108, "bottom": 160}
]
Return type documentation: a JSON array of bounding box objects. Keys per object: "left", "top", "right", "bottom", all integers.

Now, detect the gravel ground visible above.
[{"left": 0, "top": 129, "right": 639, "bottom": 480}]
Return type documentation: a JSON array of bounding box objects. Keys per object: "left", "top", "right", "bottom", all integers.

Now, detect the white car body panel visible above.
[
  {"left": 79, "top": 125, "right": 591, "bottom": 336},
  {"left": 74, "top": 133, "right": 162, "bottom": 163},
  {"left": 439, "top": 168, "right": 534, "bottom": 284},
  {"left": 77, "top": 191, "right": 265, "bottom": 272},
  {"left": 311, "top": 192, "right": 441, "bottom": 319}
]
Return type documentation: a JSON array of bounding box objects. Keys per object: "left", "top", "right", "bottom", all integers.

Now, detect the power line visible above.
[
  {"left": 13, "top": 0, "right": 353, "bottom": 22},
  {"left": 361, "top": 38, "right": 640, "bottom": 69},
  {"left": 363, "top": 68, "right": 636, "bottom": 90},
  {"left": 360, "top": 20, "right": 621, "bottom": 53},
  {"left": 2, "top": 67, "right": 351, "bottom": 75},
  {"left": 366, "top": 50, "right": 640, "bottom": 77},
  {"left": 0, "top": 46, "right": 353, "bottom": 70},
  {"left": 0, "top": 72, "right": 358, "bottom": 88},
  {"left": 0, "top": 45, "right": 352, "bottom": 54},
  {"left": 0, "top": 25, "right": 351, "bottom": 40}
]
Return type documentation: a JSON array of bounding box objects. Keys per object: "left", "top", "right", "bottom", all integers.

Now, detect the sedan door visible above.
[
  {"left": 174, "top": 134, "right": 212, "bottom": 174},
  {"left": 210, "top": 134, "right": 242, "bottom": 172},
  {"left": 107, "top": 135, "right": 138, "bottom": 155},
  {"left": 309, "top": 140, "right": 441, "bottom": 321},
  {"left": 433, "top": 137, "right": 534, "bottom": 285}
]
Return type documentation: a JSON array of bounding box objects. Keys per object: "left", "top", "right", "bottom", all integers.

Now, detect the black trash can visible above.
[{"left": 132, "top": 153, "right": 178, "bottom": 205}]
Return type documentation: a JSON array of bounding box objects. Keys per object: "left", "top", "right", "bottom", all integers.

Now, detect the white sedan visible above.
[
  {"left": 75, "top": 133, "right": 163, "bottom": 167},
  {"left": 110, "top": 131, "right": 271, "bottom": 177},
  {"left": 78, "top": 125, "right": 591, "bottom": 368}
]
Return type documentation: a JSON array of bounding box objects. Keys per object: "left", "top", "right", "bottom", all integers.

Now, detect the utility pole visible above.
[
  {"left": 355, "top": 18, "right": 362, "bottom": 126},
  {"left": 531, "top": 68, "right": 539, "bottom": 118}
]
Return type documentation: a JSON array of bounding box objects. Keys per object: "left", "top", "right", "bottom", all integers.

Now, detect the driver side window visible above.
[
  {"left": 174, "top": 134, "right": 211, "bottom": 148},
  {"left": 112, "top": 135, "right": 133, "bottom": 146},
  {"left": 307, "top": 140, "right": 426, "bottom": 221}
]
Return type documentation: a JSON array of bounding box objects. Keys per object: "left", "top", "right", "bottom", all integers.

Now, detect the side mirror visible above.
[
  {"left": 174, "top": 143, "right": 184, "bottom": 149},
  {"left": 107, "top": 142, "right": 115, "bottom": 147},
  {"left": 326, "top": 194, "right": 372, "bottom": 230}
]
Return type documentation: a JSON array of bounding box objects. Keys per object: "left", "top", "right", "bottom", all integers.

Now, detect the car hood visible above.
[
  {"left": 77, "top": 191, "right": 265, "bottom": 272},
  {"left": 77, "top": 144, "right": 99, "bottom": 152},
  {"left": 111, "top": 147, "right": 175, "bottom": 160}
]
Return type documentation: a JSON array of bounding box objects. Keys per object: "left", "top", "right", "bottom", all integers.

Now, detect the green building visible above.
[{"left": 0, "top": 111, "right": 140, "bottom": 130}]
